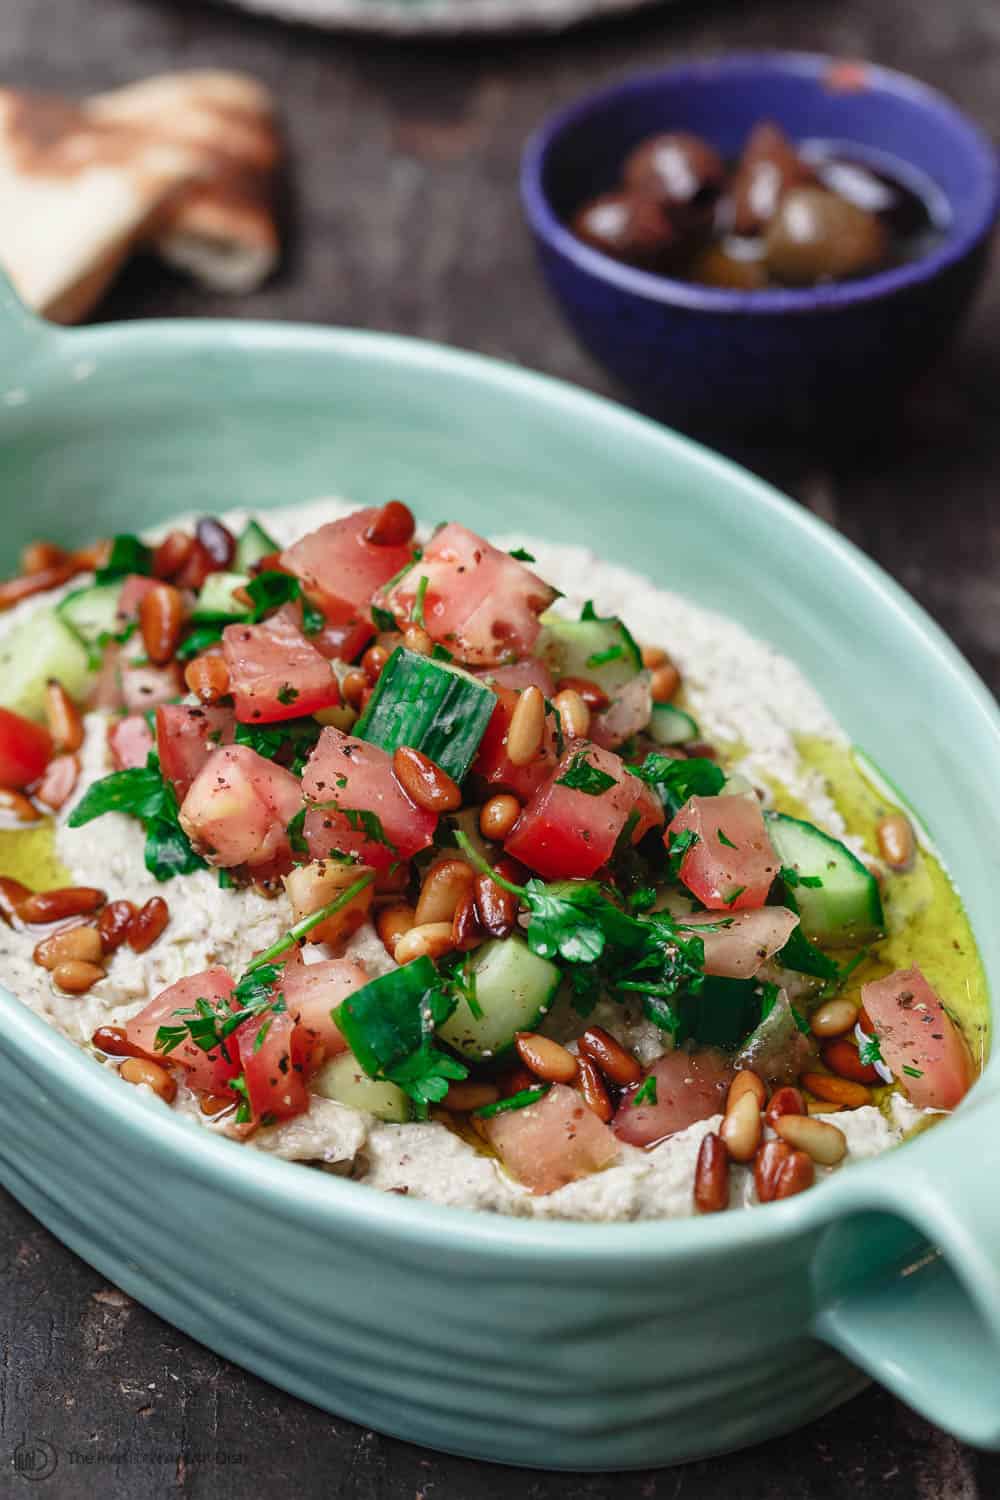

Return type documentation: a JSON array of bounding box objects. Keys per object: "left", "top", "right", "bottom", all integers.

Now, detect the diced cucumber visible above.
[
  {"left": 648, "top": 702, "right": 698, "bottom": 745},
  {"left": 0, "top": 608, "right": 92, "bottom": 720},
  {"left": 192, "top": 572, "right": 251, "bottom": 621},
  {"left": 355, "top": 647, "right": 496, "bottom": 782},
  {"left": 536, "top": 607, "right": 641, "bottom": 696},
  {"left": 312, "top": 1053, "right": 411, "bottom": 1123},
  {"left": 56, "top": 584, "right": 121, "bottom": 654},
  {"left": 767, "top": 811, "right": 885, "bottom": 948},
  {"left": 235, "top": 518, "right": 279, "bottom": 572},
  {"left": 438, "top": 936, "right": 562, "bottom": 1061}
]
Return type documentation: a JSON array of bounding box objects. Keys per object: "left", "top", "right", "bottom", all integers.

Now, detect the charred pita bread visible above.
[{"left": 0, "top": 71, "right": 281, "bottom": 323}]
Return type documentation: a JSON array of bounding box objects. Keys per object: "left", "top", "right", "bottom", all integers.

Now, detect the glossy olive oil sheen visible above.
[{"left": 775, "top": 736, "right": 989, "bottom": 1071}]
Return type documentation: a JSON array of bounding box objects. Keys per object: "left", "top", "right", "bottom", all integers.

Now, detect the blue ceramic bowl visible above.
[
  {"left": 0, "top": 275, "right": 999, "bottom": 1468},
  {"left": 521, "top": 52, "right": 1000, "bottom": 437}
]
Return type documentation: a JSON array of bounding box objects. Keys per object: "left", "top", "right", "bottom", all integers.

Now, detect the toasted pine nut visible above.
[
  {"left": 0, "top": 787, "right": 41, "bottom": 822},
  {"left": 0, "top": 877, "right": 30, "bottom": 922},
  {"left": 754, "top": 1140, "right": 793, "bottom": 1202},
  {"left": 694, "top": 1132, "right": 730, "bottom": 1213},
  {"left": 97, "top": 901, "right": 136, "bottom": 955},
  {"left": 21, "top": 539, "right": 68, "bottom": 575},
  {"left": 773, "top": 1114, "right": 848, "bottom": 1167},
  {"left": 393, "top": 746, "right": 461, "bottom": 814},
  {"left": 720, "top": 1088, "right": 762, "bottom": 1163},
  {"left": 554, "top": 676, "right": 610, "bottom": 712},
  {"left": 184, "top": 654, "right": 231, "bottom": 703},
  {"left": 364, "top": 500, "right": 415, "bottom": 547},
  {"left": 876, "top": 813, "right": 914, "bottom": 870},
  {"left": 479, "top": 794, "right": 521, "bottom": 842},
  {"left": 393, "top": 921, "right": 454, "bottom": 965},
  {"left": 451, "top": 887, "right": 484, "bottom": 953},
  {"left": 810, "top": 998, "right": 858, "bottom": 1039},
  {"left": 474, "top": 864, "right": 519, "bottom": 940},
  {"left": 34, "top": 924, "right": 104, "bottom": 970},
  {"left": 127, "top": 897, "right": 169, "bottom": 953},
  {"left": 284, "top": 860, "right": 374, "bottom": 946},
  {"left": 800, "top": 1072, "right": 871, "bottom": 1109},
  {"left": 821, "top": 1038, "right": 879, "bottom": 1084},
  {"left": 52, "top": 959, "right": 105, "bottom": 994},
  {"left": 403, "top": 624, "right": 432, "bottom": 655},
  {"left": 553, "top": 689, "right": 591, "bottom": 741},
  {"left": 361, "top": 644, "right": 390, "bottom": 684},
  {"left": 140, "top": 582, "right": 185, "bottom": 666},
  {"left": 44, "top": 679, "right": 84, "bottom": 753},
  {"left": 650, "top": 664, "right": 681, "bottom": 703},
  {"left": 201, "top": 1093, "right": 235, "bottom": 1116},
  {"left": 579, "top": 1026, "right": 642, "bottom": 1086},
  {"left": 34, "top": 753, "right": 79, "bottom": 812},
  {"left": 515, "top": 1031, "right": 578, "bottom": 1085},
  {"left": 640, "top": 644, "right": 668, "bottom": 669},
  {"left": 444, "top": 1082, "right": 499, "bottom": 1112},
  {"left": 506, "top": 685, "right": 545, "bottom": 766},
  {"left": 415, "top": 857, "right": 475, "bottom": 925},
  {"left": 773, "top": 1148, "right": 815, "bottom": 1200},
  {"left": 120, "top": 1056, "right": 177, "bottom": 1103},
  {"left": 727, "top": 1069, "right": 766, "bottom": 1111},
  {"left": 0, "top": 562, "right": 78, "bottom": 611},
  {"left": 152, "top": 529, "right": 195, "bottom": 579},
  {"left": 807, "top": 1098, "right": 842, "bottom": 1115},
  {"left": 19, "top": 886, "right": 105, "bottom": 924},
  {"left": 576, "top": 1054, "right": 613, "bottom": 1122},
  {"left": 91, "top": 1024, "right": 154, "bottom": 1061},
  {"left": 196, "top": 517, "right": 236, "bottom": 569},
  {"left": 342, "top": 670, "right": 368, "bottom": 709},
  {"left": 375, "top": 902, "right": 415, "bottom": 958},
  {"left": 764, "top": 1086, "right": 806, "bottom": 1126}
]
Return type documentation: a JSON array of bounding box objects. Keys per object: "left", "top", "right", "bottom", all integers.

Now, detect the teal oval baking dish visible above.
[{"left": 0, "top": 272, "right": 998, "bottom": 1469}]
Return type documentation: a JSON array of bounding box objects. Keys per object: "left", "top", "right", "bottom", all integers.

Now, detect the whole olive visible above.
[
  {"left": 570, "top": 191, "right": 676, "bottom": 267},
  {"left": 688, "top": 237, "right": 769, "bottom": 291},
  {"left": 622, "top": 131, "right": 725, "bottom": 225},
  {"left": 764, "top": 186, "right": 889, "bottom": 285},
  {"left": 730, "top": 121, "right": 814, "bottom": 236}
]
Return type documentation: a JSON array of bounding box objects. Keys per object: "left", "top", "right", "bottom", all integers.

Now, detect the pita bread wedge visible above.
[{"left": 0, "top": 71, "right": 281, "bottom": 323}]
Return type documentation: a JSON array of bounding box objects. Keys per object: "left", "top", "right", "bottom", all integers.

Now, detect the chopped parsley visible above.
[
  {"left": 371, "top": 604, "right": 396, "bottom": 633},
  {"left": 902, "top": 1065, "right": 924, "bottom": 1079},
  {"left": 276, "top": 684, "right": 299, "bottom": 706},
  {"left": 234, "top": 716, "right": 321, "bottom": 774},
  {"left": 723, "top": 886, "right": 746, "bottom": 906},
  {"left": 857, "top": 1026, "right": 885, "bottom": 1068},
  {"left": 628, "top": 754, "right": 725, "bottom": 818},
  {"left": 790, "top": 1004, "right": 811, "bottom": 1036},
  {"left": 176, "top": 622, "right": 226, "bottom": 660},
  {"left": 341, "top": 807, "right": 397, "bottom": 850},
  {"left": 632, "top": 1075, "right": 658, "bottom": 1107},
  {"left": 717, "top": 828, "right": 737, "bottom": 849},
  {"left": 586, "top": 644, "right": 624, "bottom": 669},
  {"left": 67, "top": 751, "right": 206, "bottom": 882},
  {"left": 286, "top": 807, "right": 309, "bottom": 856},
  {"left": 555, "top": 750, "right": 616, "bottom": 796},
  {"left": 508, "top": 547, "right": 536, "bottom": 563},
  {"left": 780, "top": 865, "right": 824, "bottom": 890},
  {"left": 666, "top": 827, "right": 699, "bottom": 879},
  {"left": 412, "top": 575, "right": 430, "bottom": 629},
  {"left": 95, "top": 534, "right": 153, "bottom": 584},
  {"left": 473, "top": 1085, "right": 550, "bottom": 1119}
]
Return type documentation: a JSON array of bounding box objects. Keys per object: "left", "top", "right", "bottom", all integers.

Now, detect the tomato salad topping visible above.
[{"left": 0, "top": 503, "right": 980, "bottom": 1210}]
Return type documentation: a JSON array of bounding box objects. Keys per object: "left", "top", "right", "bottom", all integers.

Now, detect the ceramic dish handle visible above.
[{"left": 813, "top": 1084, "right": 1000, "bottom": 1446}]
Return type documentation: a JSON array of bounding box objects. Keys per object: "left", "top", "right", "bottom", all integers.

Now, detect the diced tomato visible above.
[
  {"left": 483, "top": 1083, "right": 618, "bottom": 1195},
  {"left": 590, "top": 675, "right": 653, "bottom": 750},
  {"left": 116, "top": 573, "right": 156, "bottom": 623},
  {"left": 281, "top": 508, "right": 414, "bottom": 620},
  {"left": 613, "top": 1049, "right": 734, "bottom": 1147},
  {"left": 281, "top": 956, "right": 368, "bottom": 1059},
  {"left": 125, "top": 968, "right": 240, "bottom": 1093},
  {"left": 681, "top": 907, "right": 799, "bottom": 979},
  {"left": 238, "top": 1009, "right": 311, "bottom": 1122},
  {"left": 301, "top": 726, "right": 436, "bottom": 872},
  {"left": 108, "top": 714, "right": 155, "bottom": 772},
  {"left": 385, "top": 523, "right": 557, "bottom": 666},
  {"left": 222, "top": 605, "right": 340, "bottom": 725},
  {"left": 121, "top": 660, "right": 184, "bottom": 713},
  {"left": 156, "top": 704, "right": 236, "bottom": 802},
  {"left": 861, "top": 966, "right": 975, "bottom": 1110},
  {"left": 472, "top": 685, "right": 559, "bottom": 803},
  {"left": 504, "top": 743, "right": 661, "bottom": 880},
  {"left": 476, "top": 660, "right": 555, "bottom": 696},
  {"left": 667, "top": 794, "right": 778, "bottom": 911},
  {"left": 0, "top": 706, "right": 51, "bottom": 787},
  {"left": 309, "top": 610, "right": 375, "bottom": 665},
  {"left": 179, "top": 744, "right": 303, "bottom": 869}
]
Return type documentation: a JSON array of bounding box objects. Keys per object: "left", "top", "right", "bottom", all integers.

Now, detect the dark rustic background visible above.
[{"left": 3, "top": 0, "right": 999, "bottom": 1495}]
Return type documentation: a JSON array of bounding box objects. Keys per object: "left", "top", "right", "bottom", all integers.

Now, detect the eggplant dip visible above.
[{"left": 0, "top": 498, "right": 986, "bottom": 1220}]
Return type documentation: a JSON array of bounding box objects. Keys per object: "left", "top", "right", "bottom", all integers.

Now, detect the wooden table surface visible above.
[{"left": 2, "top": 0, "right": 998, "bottom": 1494}]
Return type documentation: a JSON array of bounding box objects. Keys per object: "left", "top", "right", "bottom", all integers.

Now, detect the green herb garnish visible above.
[
  {"left": 95, "top": 534, "right": 153, "bottom": 584},
  {"left": 632, "top": 1075, "right": 658, "bottom": 1107},
  {"left": 68, "top": 751, "right": 206, "bottom": 882},
  {"left": 717, "top": 829, "right": 737, "bottom": 849},
  {"left": 508, "top": 547, "right": 536, "bottom": 563},
  {"left": 412, "top": 575, "right": 430, "bottom": 629},
  {"left": 628, "top": 754, "right": 725, "bottom": 818},
  {"left": 586, "top": 644, "right": 624, "bottom": 669},
  {"left": 371, "top": 604, "right": 396, "bottom": 633},
  {"left": 555, "top": 751, "right": 616, "bottom": 797},
  {"left": 473, "top": 1085, "right": 550, "bottom": 1119}
]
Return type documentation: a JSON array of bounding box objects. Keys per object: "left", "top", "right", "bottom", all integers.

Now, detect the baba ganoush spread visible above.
[{"left": 0, "top": 497, "right": 986, "bottom": 1220}]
